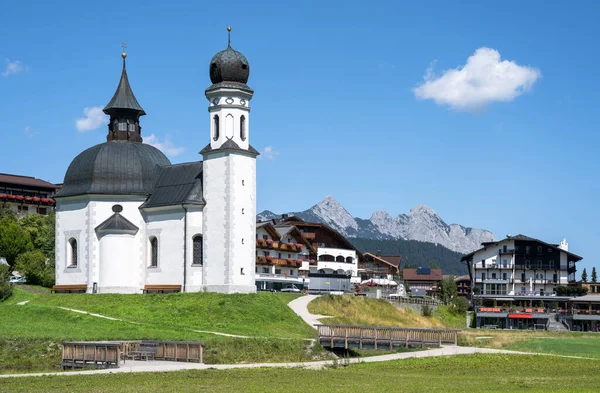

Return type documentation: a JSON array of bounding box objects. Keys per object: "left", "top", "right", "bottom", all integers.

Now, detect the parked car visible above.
[
  {"left": 280, "top": 285, "right": 301, "bottom": 293},
  {"left": 8, "top": 276, "right": 26, "bottom": 284}
]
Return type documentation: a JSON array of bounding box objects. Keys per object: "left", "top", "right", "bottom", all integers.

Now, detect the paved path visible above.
[
  {"left": 0, "top": 346, "right": 595, "bottom": 379},
  {"left": 287, "top": 295, "right": 332, "bottom": 329}
]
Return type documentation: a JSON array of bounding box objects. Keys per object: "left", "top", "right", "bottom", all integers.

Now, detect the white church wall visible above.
[
  {"left": 98, "top": 234, "right": 138, "bottom": 293},
  {"left": 185, "top": 206, "right": 204, "bottom": 292},
  {"left": 144, "top": 207, "right": 185, "bottom": 287},
  {"left": 55, "top": 198, "right": 90, "bottom": 289}
]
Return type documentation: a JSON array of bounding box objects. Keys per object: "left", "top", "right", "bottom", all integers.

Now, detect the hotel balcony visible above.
[
  {"left": 256, "top": 256, "right": 303, "bottom": 268},
  {"left": 255, "top": 239, "right": 303, "bottom": 253}
]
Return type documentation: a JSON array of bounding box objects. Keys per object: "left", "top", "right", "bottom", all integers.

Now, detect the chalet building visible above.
[
  {"left": 0, "top": 173, "right": 59, "bottom": 215},
  {"left": 402, "top": 268, "right": 442, "bottom": 296},
  {"left": 462, "top": 234, "right": 583, "bottom": 330},
  {"left": 255, "top": 221, "right": 315, "bottom": 291},
  {"left": 359, "top": 252, "right": 400, "bottom": 282},
  {"left": 579, "top": 281, "right": 600, "bottom": 295},
  {"left": 258, "top": 215, "right": 361, "bottom": 292},
  {"left": 454, "top": 275, "right": 471, "bottom": 297}
]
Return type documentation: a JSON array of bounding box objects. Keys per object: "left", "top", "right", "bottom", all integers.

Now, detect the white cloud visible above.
[
  {"left": 24, "top": 125, "right": 38, "bottom": 138},
  {"left": 145, "top": 134, "right": 185, "bottom": 157},
  {"left": 75, "top": 106, "right": 108, "bottom": 132},
  {"left": 413, "top": 47, "right": 541, "bottom": 111},
  {"left": 1, "top": 59, "right": 25, "bottom": 77},
  {"left": 258, "top": 145, "right": 279, "bottom": 160}
]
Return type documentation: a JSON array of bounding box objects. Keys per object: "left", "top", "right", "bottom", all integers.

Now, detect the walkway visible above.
[
  {"left": 0, "top": 346, "right": 595, "bottom": 379},
  {"left": 287, "top": 295, "right": 332, "bottom": 329}
]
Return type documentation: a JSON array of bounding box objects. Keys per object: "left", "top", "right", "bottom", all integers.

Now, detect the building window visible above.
[
  {"left": 192, "top": 235, "right": 203, "bottom": 266},
  {"left": 521, "top": 273, "right": 526, "bottom": 282},
  {"left": 290, "top": 270, "right": 294, "bottom": 276},
  {"left": 118, "top": 122, "right": 127, "bottom": 131},
  {"left": 278, "top": 253, "right": 282, "bottom": 259},
  {"left": 262, "top": 235, "right": 268, "bottom": 240},
  {"left": 503, "top": 273, "right": 507, "bottom": 280},
  {"left": 213, "top": 115, "right": 220, "bottom": 141},
  {"left": 149, "top": 237, "right": 158, "bottom": 267},
  {"left": 526, "top": 246, "right": 531, "bottom": 254},
  {"left": 37, "top": 207, "right": 47, "bottom": 215},
  {"left": 275, "top": 269, "right": 281, "bottom": 274},
  {"left": 481, "top": 259, "right": 485, "bottom": 268},
  {"left": 503, "top": 245, "right": 507, "bottom": 252},
  {"left": 346, "top": 256, "right": 353, "bottom": 263},
  {"left": 262, "top": 267, "right": 269, "bottom": 273},
  {"left": 537, "top": 246, "right": 543, "bottom": 253},
  {"left": 17, "top": 205, "right": 29, "bottom": 214},
  {"left": 240, "top": 115, "right": 246, "bottom": 141},
  {"left": 263, "top": 251, "right": 268, "bottom": 257},
  {"left": 481, "top": 273, "right": 486, "bottom": 281},
  {"left": 128, "top": 123, "right": 135, "bottom": 132},
  {"left": 68, "top": 238, "right": 77, "bottom": 267},
  {"left": 491, "top": 273, "right": 497, "bottom": 279},
  {"left": 335, "top": 256, "right": 345, "bottom": 262}
]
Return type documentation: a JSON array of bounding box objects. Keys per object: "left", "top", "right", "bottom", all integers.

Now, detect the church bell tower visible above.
[{"left": 201, "top": 27, "right": 259, "bottom": 293}]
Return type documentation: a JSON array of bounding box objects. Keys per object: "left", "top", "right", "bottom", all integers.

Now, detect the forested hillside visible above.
[{"left": 350, "top": 237, "right": 467, "bottom": 275}]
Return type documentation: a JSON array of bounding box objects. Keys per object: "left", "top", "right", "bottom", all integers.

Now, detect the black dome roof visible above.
[
  {"left": 57, "top": 141, "right": 171, "bottom": 198},
  {"left": 209, "top": 46, "right": 250, "bottom": 85}
]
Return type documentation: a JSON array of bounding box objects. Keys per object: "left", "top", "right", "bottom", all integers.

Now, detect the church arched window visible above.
[
  {"left": 149, "top": 237, "right": 158, "bottom": 267},
  {"left": 240, "top": 115, "right": 246, "bottom": 141},
  {"left": 193, "top": 235, "right": 203, "bottom": 266},
  {"left": 68, "top": 238, "right": 78, "bottom": 267},
  {"left": 213, "top": 115, "right": 220, "bottom": 141}
]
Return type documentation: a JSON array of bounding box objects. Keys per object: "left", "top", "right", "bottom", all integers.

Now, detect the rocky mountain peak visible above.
[
  {"left": 409, "top": 204, "right": 438, "bottom": 217},
  {"left": 312, "top": 196, "right": 358, "bottom": 231}
]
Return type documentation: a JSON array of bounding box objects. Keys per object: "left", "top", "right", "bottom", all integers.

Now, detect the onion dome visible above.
[{"left": 209, "top": 27, "right": 250, "bottom": 85}]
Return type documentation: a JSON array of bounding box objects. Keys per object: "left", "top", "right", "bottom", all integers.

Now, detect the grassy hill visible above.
[
  {"left": 307, "top": 295, "right": 464, "bottom": 329},
  {"left": 0, "top": 288, "right": 330, "bottom": 374}
]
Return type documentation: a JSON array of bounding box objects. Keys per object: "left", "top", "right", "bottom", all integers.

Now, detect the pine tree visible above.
[
  {"left": 581, "top": 268, "right": 588, "bottom": 283},
  {"left": 592, "top": 267, "right": 597, "bottom": 283}
]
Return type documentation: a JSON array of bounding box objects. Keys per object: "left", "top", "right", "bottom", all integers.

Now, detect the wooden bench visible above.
[
  {"left": 142, "top": 285, "right": 182, "bottom": 294},
  {"left": 52, "top": 284, "right": 87, "bottom": 294},
  {"left": 130, "top": 341, "right": 159, "bottom": 361}
]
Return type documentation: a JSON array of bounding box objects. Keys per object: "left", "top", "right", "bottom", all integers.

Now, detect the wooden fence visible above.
[
  {"left": 62, "top": 342, "right": 121, "bottom": 369},
  {"left": 62, "top": 340, "right": 204, "bottom": 369},
  {"left": 316, "top": 324, "right": 459, "bottom": 350}
]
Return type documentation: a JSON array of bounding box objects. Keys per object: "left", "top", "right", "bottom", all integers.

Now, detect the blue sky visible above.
[{"left": 1, "top": 1, "right": 599, "bottom": 274}]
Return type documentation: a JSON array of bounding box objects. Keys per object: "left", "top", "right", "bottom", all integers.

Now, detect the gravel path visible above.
[{"left": 287, "top": 295, "right": 332, "bottom": 329}]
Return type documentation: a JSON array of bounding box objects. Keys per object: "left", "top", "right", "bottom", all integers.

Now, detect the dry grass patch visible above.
[{"left": 308, "top": 295, "right": 446, "bottom": 328}]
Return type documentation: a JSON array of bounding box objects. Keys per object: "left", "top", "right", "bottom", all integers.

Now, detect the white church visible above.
[{"left": 54, "top": 30, "right": 258, "bottom": 294}]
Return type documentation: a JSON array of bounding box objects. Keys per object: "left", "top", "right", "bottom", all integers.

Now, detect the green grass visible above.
[
  {"left": 503, "top": 336, "right": 600, "bottom": 359},
  {"left": 1, "top": 354, "right": 599, "bottom": 392},
  {"left": 433, "top": 305, "right": 466, "bottom": 328},
  {"left": 308, "top": 295, "right": 455, "bottom": 328},
  {"left": 6, "top": 289, "right": 311, "bottom": 339},
  {"left": 0, "top": 289, "right": 327, "bottom": 374}
]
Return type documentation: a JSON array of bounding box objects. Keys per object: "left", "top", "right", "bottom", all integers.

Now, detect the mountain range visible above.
[{"left": 257, "top": 196, "right": 495, "bottom": 255}]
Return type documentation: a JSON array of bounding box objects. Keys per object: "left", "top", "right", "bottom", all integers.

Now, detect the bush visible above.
[
  {"left": 14, "top": 250, "right": 55, "bottom": 287},
  {"left": 0, "top": 264, "right": 12, "bottom": 302},
  {"left": 422, "top": 304, "right": 433, "bottom": 317},
  {"left": 450, "top": 296, "right": 469, "bottom": 315}
]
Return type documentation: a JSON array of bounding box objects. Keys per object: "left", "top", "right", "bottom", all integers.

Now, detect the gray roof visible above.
[
  {"left": 199, "top": 140, "right": 260, "bottom": 156},
  {"left": 95, "top": 212, "right": 139, "bottom": 235},
  {"left": 56, "top": 141, "right": 171, "bottom": 198},
  {"left": 570, "top": 295, "right": 600, "bottom": 302},
  {"left": 103, "top": 59, "right": 146, "bottom": 116},
  {"left": 205, "top": 81, "right": 254, "bottom": 95},
  {"left": 140, "top": 162, "right": 204, "bottom": 209},
  {"left": 275, "top": 226, "right": 294, "bottom": 237}
]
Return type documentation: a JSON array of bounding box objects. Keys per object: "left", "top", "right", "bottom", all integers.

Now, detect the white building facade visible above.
[{"left": 55, "top": 32, "right": 259, "bottom": 294}]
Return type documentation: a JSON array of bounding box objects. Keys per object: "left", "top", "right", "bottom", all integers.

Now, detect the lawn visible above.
[
  {"left": 1, "top": 354, "right": 599, "bottom": 392},
  {"left": 307, "top": 295, "right": 458, "bottom": 328},
  {"left": 0, "top": 288, "right": 329, "bottom": 374}
]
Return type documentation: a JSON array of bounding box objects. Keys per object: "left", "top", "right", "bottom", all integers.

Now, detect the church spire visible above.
[{"left": 103, "top": 45, "right": 145, "bottom": 142}]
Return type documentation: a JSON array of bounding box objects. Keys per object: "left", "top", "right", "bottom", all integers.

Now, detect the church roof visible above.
[
  {"left": 56, "top": 141, "right": 170, "bottom": 198},
  {"left": 199, "top": 140, "right": 260, "bottom": 156},
  {"left": 103, "top": 57, "right": 146, "bottom": 116},
  {"left": 140, "top": 162, "right": 204, "bottom": 209},
  {"left": 95, "top": 208, "right": 139, "bottom": 235}
]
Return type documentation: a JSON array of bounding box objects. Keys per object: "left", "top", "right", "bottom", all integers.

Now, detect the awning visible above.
[{"left": 509, "top": 313, "right": 532, "bottom": 319}]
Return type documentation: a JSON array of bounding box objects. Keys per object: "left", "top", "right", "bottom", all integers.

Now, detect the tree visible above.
[
  {"left": 581, "top": 268, "right": 588, "bottom": 283},
  {"left": 429, "top": 261, "right": 440, "bottom": 269},
  {"left": 592, "top": 267, "right": 597, "bottom": 284},
  {"left": 438, "top": 277, "right": 458, "bottom": 305},
  {"left": 0, "top": 207, "right": 17, "bottom": 222},
  {"left": 0, "top": 264, "right": 12, "bottom": 301},
  {"left": 0, "top": 218, "right": 33, "bottom": 271},
  {"left": 19, "top": 212, "right": 55, "bottom": 258},
  {"left": 14, "top": 250, "right": 54, "bottom": 287}
]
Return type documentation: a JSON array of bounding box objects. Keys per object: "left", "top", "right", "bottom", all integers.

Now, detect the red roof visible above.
[
  {"left": 0, "top": 173, "right": 58, "bottom": 190},
  {"left": 402, "top": 268, "right": 443, "bottom": 281},
  {"left": 380, "top": 255, "right": 402, "bottom": 268}
]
